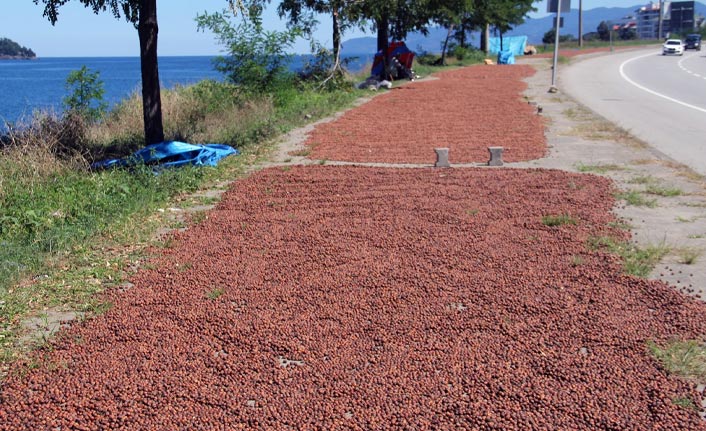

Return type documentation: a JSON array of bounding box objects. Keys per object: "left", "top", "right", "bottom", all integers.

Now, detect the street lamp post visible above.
[
  {"left": 578, "top": 0, "right": 583, "bottom": 47},
  {"left": 658, "top": 0, "right": 663, "bottom": 39},
  {"left": 550, "top": 0, "right": 563, "bottom": 90}
]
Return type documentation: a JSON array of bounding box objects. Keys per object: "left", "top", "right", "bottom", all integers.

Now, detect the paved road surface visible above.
[{"left": 561, "top": 47, "right": 706, "bottom": 175}]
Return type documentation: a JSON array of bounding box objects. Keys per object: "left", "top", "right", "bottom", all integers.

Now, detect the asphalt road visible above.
[{"left": 561, "top": 47, "right": 706, "bottom": 175}]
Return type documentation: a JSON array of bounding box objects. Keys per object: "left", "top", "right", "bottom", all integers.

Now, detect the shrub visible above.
[
  {"left": 196, "top": 7, "right": 300, "bottom": 93},
  {"left": 63, "top": 66, "right": 107, "bottom": 122}
]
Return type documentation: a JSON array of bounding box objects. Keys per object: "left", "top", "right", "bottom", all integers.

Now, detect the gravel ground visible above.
[
  {"left": 1, "top": 166, "right": 705, "bottom": 430},
  {"left": 305, "top": 65, "right": 546, "bottom": 164}
]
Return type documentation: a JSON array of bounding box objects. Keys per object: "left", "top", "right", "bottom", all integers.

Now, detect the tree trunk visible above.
[
  {"left": 440, "top": 24, "right": 454, "bottom": 66},
  {"left": 332, "top": 10, "right": 341, "bottom": 65},
  {"left": 481, "top": 23, "right": 490, "bottom": 55},
  {"left": 376, "top": 13, "right": 390, "bottom": 80},
  {"left": 138, "top": 0, "right": 164, "bottom": 146},
  {"left": 376, "top": 14, "right": 389, "bottom": 53}
]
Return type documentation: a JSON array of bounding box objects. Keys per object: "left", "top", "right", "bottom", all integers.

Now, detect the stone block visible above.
[
  {"left": 434, "top": 148, "right": 450, "bottom": 168},
  {"left": 488, "top": 146, "right": 504, "bottom": 166}
]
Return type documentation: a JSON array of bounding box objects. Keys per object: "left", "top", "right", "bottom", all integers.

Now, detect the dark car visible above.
[{"left": 685, "top": 34, "right": 702, "bottom": 50}]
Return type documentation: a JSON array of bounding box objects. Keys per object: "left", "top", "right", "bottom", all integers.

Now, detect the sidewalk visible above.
[{"left": 1, "top": 61, "right": 705, "bottom": 430}]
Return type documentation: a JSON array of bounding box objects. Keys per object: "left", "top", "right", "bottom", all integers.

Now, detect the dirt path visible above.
[{"left": 1, "top": 60, "right": 706, "bottom": 430}]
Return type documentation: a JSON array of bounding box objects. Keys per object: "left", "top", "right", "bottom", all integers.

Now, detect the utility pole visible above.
[
  {"left": 551, "top": 0, "right": 563, "bottom": 90},
  {"left": 578, "top": 0, "right": 583, "bottom": 47},
  {"left": 658, "top": 0, "right": 664, "bottom": 39}
]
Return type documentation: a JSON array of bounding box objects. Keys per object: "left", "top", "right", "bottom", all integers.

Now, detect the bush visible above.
[{"left": 452, "top": 45, "right": 471, "bottom": 60}]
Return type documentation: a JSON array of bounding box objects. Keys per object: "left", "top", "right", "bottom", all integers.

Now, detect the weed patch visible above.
[
  {"left": 575, "top": 163, "right": 624, "bottom": 174},
  {"left": 588, "top": 236, "right": 670, "bottom": 277},
  {"left": 675, "top": 247, "right": 702, "bottom": 265},
  {"left": 542, "top": 214, "right": 577, "bottom": 227},
  {"left": 206, "top": 288, "right": 225, "bottom": 300},
  {"left": 648, "top": 339, "right": 706, "bottom": 385},
  {"left": 645, "top": 184, "right": 682, "bottom": 197},
  {"left": 615, "top": 191, "right": 657, "bottom": 208}
]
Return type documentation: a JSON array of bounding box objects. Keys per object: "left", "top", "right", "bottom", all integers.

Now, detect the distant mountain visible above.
[
  {"left": 341, "top": 2, "right": 706, "bottom": 55},
  {"left": 0, "top": 37, "right": 36, "bottom": 59}
]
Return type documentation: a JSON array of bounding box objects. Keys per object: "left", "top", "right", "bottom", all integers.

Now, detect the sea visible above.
[{"left": 0, "top": 55, "right": 372, "bottom": 127}]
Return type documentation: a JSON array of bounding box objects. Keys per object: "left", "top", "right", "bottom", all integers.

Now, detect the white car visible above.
[{"left": 662, "top": 39, "right": 685, "bottom": 55}]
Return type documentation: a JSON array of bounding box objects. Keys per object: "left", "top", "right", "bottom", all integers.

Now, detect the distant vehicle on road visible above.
[
  {"left": 685, "top": 34, "right": 702, "bottom": 51},
  {"left": 662, "top": 39, "right": 685, "bottom": 56}
]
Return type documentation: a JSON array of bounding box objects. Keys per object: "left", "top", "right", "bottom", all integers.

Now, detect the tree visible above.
[
  {"left": 277, "top": 0, "right": 363, "bottom": 77},
  {"left": 463, "top": 0, "right": 535, "bottom": 54},
  {"left": 63, "top": 66, "right": 108, "bottom": 122},
  {"left": 196, "top": 6, "right": 300, "bottom": 92},
  {"left": 430, "top": 0, "right": 474, "bottom": 65},
  {"left": 618, "top": 27, "right": 637, "bottom": 40},
  {"left": 542, "top": 28, "right": 575, "bottom": 45},
  {"left": 353, "top": 0, "right": 434, "bottom": 79},
  {"left": 34, "top": 0, "right": 165, "bottom": 145},
  {"left": 597, "top": 21, "right": 610, "bottom": 41}
]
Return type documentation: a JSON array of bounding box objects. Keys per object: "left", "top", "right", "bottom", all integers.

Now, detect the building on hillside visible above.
[{"left": 635, "top": 1, "right": 697, "bottom": 39}]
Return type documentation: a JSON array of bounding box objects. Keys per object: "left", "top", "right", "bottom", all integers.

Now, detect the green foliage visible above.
[
  {"left": 588, "top": 236, "right": 670, "bottom": 277},
  {"left": 618, "top": 27, "right": 637, "bottom": 41},
  {"left": 597, "top": 21, "right": 611, "bottom": 41},
  {"left": 63, "top": 66, "right": 108, "bottom": 122},
  {"left": 543, "top": 28, "right": 575, "bottom": 44},
  {"left": 296, "top": 42, "right": 351, "bottom": 91},
  {"left": 542, "top": 214, "right": 577, "bottom": 227},
  {"left": 0, "top": 37, "right": 36, "bottom": 58},
  {"left": 648, "top": 339, "right": 706, "bottom": 384},
  {"left": 616, "top": 190, "right": 657, "bottom": 208},
  {"left": 196, "top": 8, "right": 300, "bottom": 93}
]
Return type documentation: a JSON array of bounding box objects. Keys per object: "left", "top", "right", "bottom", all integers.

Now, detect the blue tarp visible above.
[
  {"left": 497, "top": 50, "right": 516, "bottom": 65},
  {"left": 92, "top": 141, "right": 238, "bottom": 171},
  {"left": 489, "top": 36, "right": 528, "bottom": 56}
]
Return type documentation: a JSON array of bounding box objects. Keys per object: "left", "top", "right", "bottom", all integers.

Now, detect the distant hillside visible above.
[
  {"left": 0, "top": 37, "right": 36, "bottom": 59},
  {"left": 341, "top": 2, "right": 706, "bottom": 55}
]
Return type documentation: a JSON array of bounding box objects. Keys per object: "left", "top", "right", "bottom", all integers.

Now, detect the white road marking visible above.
[{"left": 619, "top": 53, "right": 706, "bottom": 114}]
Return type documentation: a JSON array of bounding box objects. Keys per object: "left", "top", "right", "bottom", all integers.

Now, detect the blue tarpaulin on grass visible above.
[
  {"left": 488, "top": 36, "right": 527, "bottom": 56},
  {"left": 92, "top": 141, "right": 238, "bottom": 171},
  {"left": 497, "top": 50, "right": 516, "bottom": 65}
]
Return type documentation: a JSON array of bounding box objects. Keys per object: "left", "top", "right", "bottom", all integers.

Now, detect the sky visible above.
[{"left": 1, "top": 0, "right": 652, "bottom": 57}]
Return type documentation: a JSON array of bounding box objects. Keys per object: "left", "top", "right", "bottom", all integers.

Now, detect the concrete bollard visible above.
[
  {"left": 488, "top": 147, "right": 504, "bottom": 166},
  {"left": 434, "top": 148, "right": 450, "bottom": 168}
]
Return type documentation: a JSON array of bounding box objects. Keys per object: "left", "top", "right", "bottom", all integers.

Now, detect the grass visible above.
[
  {"left": 607, "top": 220, "right": 632, "bottom": 230},
  {"left": 648, "top": 339, "right": 706, "bottom": 385},
  {"left": 542, "top": 214, "right": 577, "bottom": 227},
  {"left": 628, "top": 175, "right": 656, "bottom": 185},
  {"left": 536, "top": 38, "right": 661, "bottom": 54},
  {"left": 645, "top": 184, "right": 683, "bottom": 197},
  {"left": 570, "top": 255, "right": 584, "bottom": 267},
  {"left": 0, "top": 75, "right": 363, "bottom": 369},
  {"left": 206, "top": 287, "right": 225, "bottom": 300},
  {"left": 575, "top": 163, "right": 624, "bottom": 174},
  {"left": 676, "top": 247, "right": 702, "bottom": 265},
  {"left": 588, "top": 236, "right": 670, "bottom": 277},
  {"left": 671, "top": 397, "right": 699, "bottom": 411},
  {"left": 615, "top": 190, "right": 658, "bottom": 208}
]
